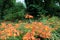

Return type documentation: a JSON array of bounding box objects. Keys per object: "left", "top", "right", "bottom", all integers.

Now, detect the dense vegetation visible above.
[
  {"left": 0, "top": 0, "right": 25, "bottom": 21},
  {"left": 0, "top": 0, "right": 60, "bottom": 40},
  {"left": 25, "top": 0, "right": 60, "bottom": 17},
  {"left": 0, "top": 0, "right": 60, "bottom": 21}
]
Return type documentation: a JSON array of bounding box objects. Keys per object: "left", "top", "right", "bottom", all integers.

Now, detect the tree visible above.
[
  {"left": 0, "top": 0, "right": 16, "bottom": 20},
  {"left": 25, "top": 0, "right": 60, "bottom": 17}
]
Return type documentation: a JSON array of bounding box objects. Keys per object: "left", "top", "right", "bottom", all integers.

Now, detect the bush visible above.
[{"left": 3, "top": 2, "right": 25, "bottom": 21}]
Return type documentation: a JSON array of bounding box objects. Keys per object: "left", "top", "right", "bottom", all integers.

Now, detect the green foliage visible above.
[
  {"left": 0, "top": 0, "right": 25, "bottom": 21},
  {"left": 0, "top": 0, "right": 16, "bottom": 20},
  {"left": 25, "top": 0, "right": 60, "bottom": 17},
  {"left": 25, "top": 0, "right": 47, "bottom": 17},
  {"left": 3, "top": 2, "right": 25, "bottom": 21},
  {"left": 51, "top": 29, "right": 60, "bottom": 40}
]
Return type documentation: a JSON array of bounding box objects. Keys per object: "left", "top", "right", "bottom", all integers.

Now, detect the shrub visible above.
[{"left": 3, "top": 2, "right": 25, "bottom": 21}]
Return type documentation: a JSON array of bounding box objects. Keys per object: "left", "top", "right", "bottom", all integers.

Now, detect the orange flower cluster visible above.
[
  {"left": 0, "top": 22, "right": 21, "bottom": 39},
  {"left": 0, "top": 21, "right": 57, "bottom": 40},
  {"left": 24, "top": 22, "right": 52, "bottom": 39},
  {"left": 23, "top": 32, "right": 36, "bottom": 40},
  {"left": 25, "top": 14, "right": 34, "bottom": 18}
]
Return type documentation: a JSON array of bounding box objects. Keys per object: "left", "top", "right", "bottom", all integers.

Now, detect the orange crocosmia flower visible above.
[
  {"left": 25, "top": 24, "right": 31, "bottom": 28},
  {"left": 37, "top": 26, "right": 51, "bottom": 38},
  {"left": 15, "top": 24, "right": 20, "bottom": 28},
  {"left": 0, "top": 35, "right": 7, "bottom": 39},
  {"left": 23, "top": 32, "right": 31, "bottom": 40},
  {"left": 25, "top": 14, "right": 33, "bottom": 18},
  {"left": 32, "top": 22, "right": 37, "bottom": 25},
  {"left": 45, "top": 32, "right": 51, "bottom": 38},
  {"left": 14, "top": 33, "right": 17, "bottom": 36},
  {"left": 7, "top": 24, "right": 13, "bottom": 27},
  {"left": 42, "top": 32, "right": 51, "bottom": 38},
  {"left": 1, "top": 23, "right": 6, "bottom": 28},
  {"left": 14, "top": 30, "right": 21, "bottom": 36},
  {"left": 0, "top": 22, "right": 21, "bottom": 39},
  {"left": 16, "top": 32, "right": 20, "bottom": 36},
  {"left": 31, "top": 36, "right": 36, "bottom": 40},
  {"left": 7, "top": 32, "right": 13, "bottom": 36},
  {"left": 13, "top": 31, "right": 20, "bottom": 36},
  {"left": 44, "top": 26, "right": 50, "bottom": 31},
  {"left": 28, "top": 15, "right": 33, "bottom": 18},
  {"left": 38, "top": 22, "right": 43, "bottom": 26},
  {"left": 23, "top": 32, "right": 35, "bottom": 40}
]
